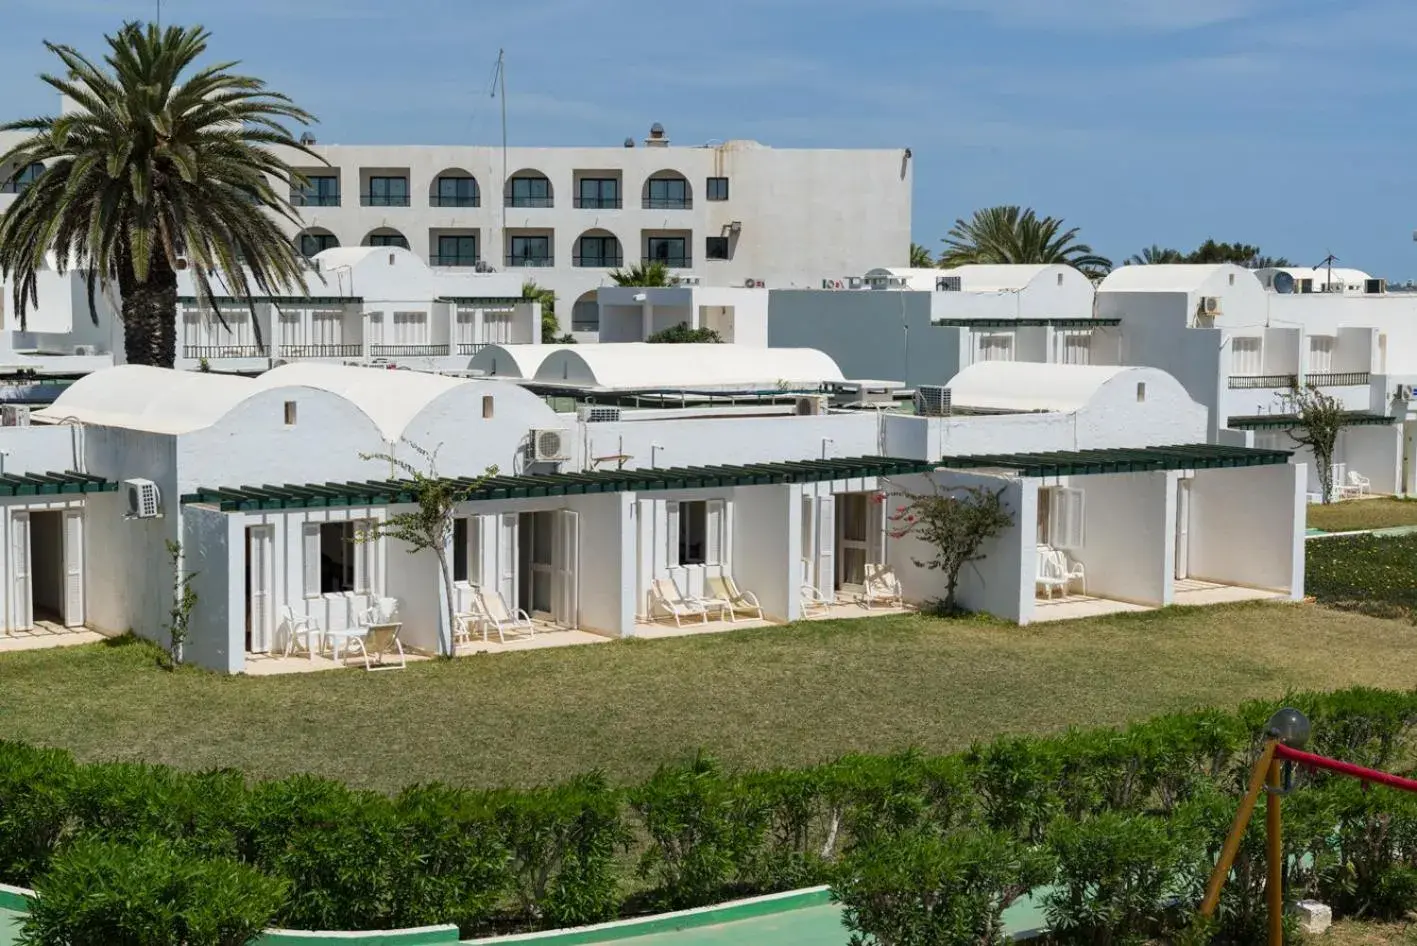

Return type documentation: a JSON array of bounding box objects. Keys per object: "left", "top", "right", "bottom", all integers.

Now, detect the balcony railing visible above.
[
  {"left": 644, "top": 255, "right": 692, "bottom": 268},
  {"left": 642, "top": 197, "right": 693, "bottom": 210},
  {"left": 574, "top": 196, "right": 622, "bottom": 209},
  {"left": 574, "top": 254, "right": 623, "bottom": 268},
  {"left": 505, "top": 255, "right": 554, "bottom": 268},
  {"left": 184, "top": 344, "right": 265, "bottom": 359},
  {"left": 430, "top": 195, "right": 479, "bottom": 208},
  {"left": 361, "top": 194, "right": 410, "bottom": 207},
  {"left": 430, "top": 255, "right": 479, "bottom": 267},
  {"left": 505, "top": 196, "right": 553, "bottom": 208},
  {"left": 280, "top": 343, "right": 364, "bottom": 359},
  {"left": 1307, "top": 371, "right": 1371, "bottom": 387},
  {"left": 1228, "top": 374, "right": 1297, "bottom": 390},
  {"left": 291, "top": 193, "right": 340, "bottom": 207},
  {"left": 457, "top": 342, "right": 491, "bottom": 356},
  {"left": 371, "top": 344, "right": 451, "bottom": 358}
]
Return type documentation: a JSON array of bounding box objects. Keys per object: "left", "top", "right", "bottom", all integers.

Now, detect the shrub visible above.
[
  {"left": 391, "top": 784, "right": 508, "bottom": 934},
  {"left": 965, "top": 735, "right": 1062, "bottom": 843},
  {"left": 833, "top": 828, "right": 1054, "bottom": 946},
  {"left": 0, "top": 741, "right": 78, "bottom": 885},
  {"left": 1045, "top": 811, "right": 1201, "bottom": 945},
  {"left": 1310, "top": 779, "right": 1417, "bottom": 920},
  {"left": 68, "top": 762, "right": 246, "bottom": 860},
  {"left": 19, "top": 837, "right": 285, "bottom": 946},
  {"left": 736, "top": 766, "right": 831, "bottom": 891}
]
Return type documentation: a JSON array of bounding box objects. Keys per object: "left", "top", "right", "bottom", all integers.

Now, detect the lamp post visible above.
[
  {"left": 821, "top": 437, "right": 834, "bottom": 460},
  {"left": 651, "top": 443, "right": 665, "bottom": 469}
]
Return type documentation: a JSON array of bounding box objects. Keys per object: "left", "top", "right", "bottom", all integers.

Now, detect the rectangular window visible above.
[
  {"left": 1231, "top": 336, "right": 1262, "bottom": 375},
  {"left": 317, "top": 520, "right": 369, "bottom": 594},
  {"left": 672, "top": 500, "right": 725, "bottom": 566},
  {"left": 392, "top": 311, "right": 428, "bottom": 344},
  {"left": 509, "top": 235, "right": 552, "bottom": 266},
  {"left": 368, "top": 233, "right": 408, "bottom": 249},
  {"left": 976, "top": 332, "right": 1015, "bottom": 362},
  {"left": 576, "top": 235, "right": 620, "bottom": 267},
  {"left": 365, "top": 176, "right": 409, "bottom": 207},
  {"left": 577, "top": 177, "right": 620, "bottom": 209},
  {"left": 435, "top": 235, "right": 477, "bottom": 267},
  {"left": 452, "top": 517, "right": 481, "bottom": 583},
  {"left": 284, "top": 401, "right": 297, "bottom": 426},
  {"left": 1308, "top": 336, "right": 1334, "bottom": 373},
  {"left": 645, "top": 177, "right": 690, "bottom": 209},
  {"left": 706, "top": 177, "right": 729, "bottom": 201},
  {"left": 705, "top": 236, "right": 729, "bottom": 260},
  {"left": 1041, "top": 487, "right": 1085, "bottom": 550},
  {"left": 1057, "top": 331, "right": 1091, "bottom": 365},
  {"left": 678, "top": 501, "right": 707, "bottom": 565},
  {"left": 509, "top": 176, "right": 552, "bottom": 207},
  {"left": 296, "top": 175, "right": 339, "bottom": 207},
  {"left": 647, "top": 237, "right": 688, "bottom": 267},
  {"left": 435, "top": 176, "right": 479, "bottom": 207}
]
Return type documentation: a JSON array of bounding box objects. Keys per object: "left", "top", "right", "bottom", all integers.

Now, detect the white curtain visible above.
[{"left": 1231, "top": 337, "right": 1262, "bottom": 375}]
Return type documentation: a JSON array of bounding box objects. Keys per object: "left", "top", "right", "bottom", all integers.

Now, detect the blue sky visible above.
[{"left": 3, "top": 0, "right": 1415, "bottom": 276}]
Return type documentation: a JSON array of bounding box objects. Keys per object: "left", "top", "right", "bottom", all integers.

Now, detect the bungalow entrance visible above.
[
  {"left": 11, "top": 509, "right": 84, "bottom": 631},
  {"left": 499, "top": 509, "right": 578, "bottom": 627}
]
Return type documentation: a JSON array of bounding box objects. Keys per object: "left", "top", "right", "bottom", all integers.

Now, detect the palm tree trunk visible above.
[{"left": 121, "top": 255, "right": 179, "bottom": 368}]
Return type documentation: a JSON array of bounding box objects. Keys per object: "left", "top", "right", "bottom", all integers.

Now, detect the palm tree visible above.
[
  {"left": 1127, "top": 245, "right": 1186, "bottom": 265},
  {"left": 909, "top": 242, "right": 935, "bottom": 268},
  {"left": 608, "top": 260, "right": 670, "bottom": 287},
  {"left": 939, "top": 206, "right": 1111, "bottom": 276},
  {"left": 0, "top": 22, "right": 318, "bottom": 368},
  {"left": 522, "top": 280, "right": 560, "bottom": 342}
]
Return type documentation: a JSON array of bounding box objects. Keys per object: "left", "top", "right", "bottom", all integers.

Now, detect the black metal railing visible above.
[
  {"left": 574, "top": 254, "right": 623, "bottom": 268},
  {"left": 280, "top": 343, "right": 363, "bottom": 359},
  {"left": 574, "top": 196, "right": 622, "bottom": 209},
  {"left": 370, "top": 344, "right": 450, "bottom": 357},
  {"left": 571, "top": 321, "right": 599, "bottom": 333},
  {"left": 505, "top": 255, "right": 553, "bottom": 268},
  {"left": 1228, "top": 374, "right": 1297, "bottom": 390},
  {"left": 430, "top": 255, "right": 479, "bottom": 267},
  {"left": 505, "top": 196, "right": 553, "bottom": 208},
  {"left": 183, "top": 344, "right": 265, "bottom": 359},
  {"left": 642, "top": 197, "right": 693, "bottom": 210},
  {"left": 457, "top": 342, "right": 491, "bottom": 356},
  {"left": 430, "top": 195, "right": 479, "bottom": 207},
  {"left": 1307, "top": 371, "right": 1371, "bottom": 387},
  {"left": 291, "top": 193, "right": 340, "bottom": 207},
  {"left": 361, "top": 194, "right": 410, "bottom": 207},
  {"left": 643, "top": 255, "right": 692, "bottom": 268}
]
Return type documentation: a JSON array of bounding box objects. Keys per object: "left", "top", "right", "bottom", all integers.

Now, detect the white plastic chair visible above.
[
  {"left": 476, "top": 589, "right": 535, "bottom": 643},
  {"left": 800, "top": 582, "right": 831, "bottom": 617},
  {"left": 1035, "top": 546, "right": 1068, "bottom": 600},
  {"left": 648, "top": 577, "right": 709, "bottom": 626},
  {"left": 1346, "top": 470, "right": 1371, "bottom": 498},
  {"left": 859, "top": 564, "right": 904, "bottom": 610},
  {"left": 279, "top": 605, "right": 320, "bottom": 658},
  {"left": 1058, "top": 550, "right": 1086, "bottom": 596},
  {"left": 708, "top": 569, "right": 763, "bottom": 621}
]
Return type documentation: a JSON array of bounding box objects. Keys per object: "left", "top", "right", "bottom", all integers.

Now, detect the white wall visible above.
[
  {"left": 0, "top": 425, "right": 85, "bottom": 474},
  {"left": 182, "top": 504, "right": 238, "bottom": 671},
  {"left": 575, "top": 492, "right": 635, "bottom": 636},
  {"left": 1075, "top": 471, "right": 1173, "bottom": 606},
  {"left": 731, "top": 484, "right": 799, "bottom": 622},
  {"left": 886, "top": 470, "right": 1030, "bottom": 622},
  {"left": 1187, "top": 463, "right": 1304, "bottom": 597},
  {"left": 583, "top": 412, "right": 882, "bottom": 471},
  {"left": 1343, "top": 425, "right": 1401, "bottom": 495}
]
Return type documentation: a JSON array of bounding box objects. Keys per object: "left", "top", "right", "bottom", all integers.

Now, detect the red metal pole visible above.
[{"left": 1267, "top": 756, "right": 1283, "bottom": 946}]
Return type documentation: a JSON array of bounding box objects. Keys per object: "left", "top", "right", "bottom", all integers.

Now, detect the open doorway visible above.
[
  {"left": 512, "top": 510, "right": 579, "bottom": 627},
  {"left": 245, "top": 526, "right": 273, "bottom": 652},
  {"left": 12, "top": 509, "right": 83, "bottom": 630},
  {"left": 835, "top": 492, "right": 882, "bottom": 593},
  {"left": 1175, "top": 479, "right": 1192, "bottom": 581}
]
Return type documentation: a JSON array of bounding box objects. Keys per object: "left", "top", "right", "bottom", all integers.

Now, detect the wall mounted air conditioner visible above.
[
  {"left": 72, "top": 344, "right": 98, "bottom": 356},
  {"left": 915, "top": 385, "right": 953, "bottom": 417},
  {"left": 1202, "top": 296, "right": 1222, "bottom": 314},
  {"left": 793, "top": 395, "right": 826, "bottom": 416},
  {"left": 1366, "top": 278, "right": 1387, "bottom": 295},
  {"left": 530, "top": 428, "right": 570, "bottom": 462},
  {"left": 0, "top": 405, "right": 30, "bottom": 427},
  {"left": 1399, "top": 384, "right": 1414, "bottom": 401},
  {"left": 124, "top": 478, "right": 162, "bottom": 519},
  {"left": 577, "top": 405, "right": 622, "bottom": 423}
]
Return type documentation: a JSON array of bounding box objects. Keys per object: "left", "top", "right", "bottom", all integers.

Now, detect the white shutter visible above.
[
  {"left": 867, "top": 497, "right": 884, "bottom": 565},
  {"left": 353, "top": 519, "right": 372, "bottom": 593},
  {"left": 666, "top": 501, "right": 681, "bottom": 568},
  {"left": 302, "top": 522, "right": 321, "bottom": 597},
  {"left": 62, "top": 509, "right": 84, "bottom": 627},
  {"left": 554, "top": 510, "right": 579, "bottom": 628},
  {"left": 816, "top": 496, "right": 836, "bottom": 602},
  {"left": 11, "top": 512, "right": 31, "bottom": 630},
  {"left": 1049, "top": 488, "right": 1086, "bottom": 550},
  {"left": 477, "top": 515, "right": 495, "bottom": 588},
  {"left": 705, "top": 500, "right": 725, "bottom": 566},
  {"left": 248, "top": 528, "right": 271, "bottom": 651},
  {"left": 498, "top": 513, "right": 517, "bottom": 605}
]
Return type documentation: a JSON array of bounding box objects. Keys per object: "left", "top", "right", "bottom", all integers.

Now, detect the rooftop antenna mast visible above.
[
  {"left": 1315, "top": 252, "right": 1339, "bottom": 292},
  {"left": 155, "top": 0, "right": 161, "bottom": 26},
  {"left": 490, "top": 50, "right": 507, "bottom": 270}
]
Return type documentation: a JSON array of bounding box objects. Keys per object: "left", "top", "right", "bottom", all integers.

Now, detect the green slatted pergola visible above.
[
  {"left": 930, "top": 317, "right": 1122, "bottom": 328},
  {"left": 935, "top": 443, "right": 1292, "bottom": 478},
  {"left": 181, "top": 456, "right": 936, "bottom": 513},
  {"left": 1227, "top": 412, "right": 1396, "bottom": 431},
  {"left": 0, "top": 471, "right": 117, "bottom": 497}
]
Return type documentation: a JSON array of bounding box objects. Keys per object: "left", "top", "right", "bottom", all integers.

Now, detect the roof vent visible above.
[
  {"left": 299, "top": 131, "right": 317, "bottom": 145},
  {"left": 645, "top": 122, "right": 669, "bottom": 147},
  {"left": 623, "top": 137, "right": 635, "bottom": 148}
]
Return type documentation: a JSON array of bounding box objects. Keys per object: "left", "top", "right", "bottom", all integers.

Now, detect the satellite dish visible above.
[{"left": 1273, "top": 271, "right": 1295, "bottom": 294}]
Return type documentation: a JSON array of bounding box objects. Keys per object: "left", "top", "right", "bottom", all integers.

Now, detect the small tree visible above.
[
  {"left": 1286, "top": 384, "right": 1345, "bottom": 503},
  {"left": 523, "top": 281, "right": 559, "bottom": 343},
  {"left": 161, "top": 540, "right": 197, "bottom": 670},
  {"left": 646, "top": 323, "right": 723, "bottom": 344},
  {"left": 887, "top": 482, "right": 1014, "bottom": 614},
  {"left": 357, "top": 441, "right": 496, "bottom": 655}
]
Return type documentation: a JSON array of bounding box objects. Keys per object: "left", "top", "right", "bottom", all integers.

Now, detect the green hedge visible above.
[{"left": 3, "top": 686, "right": 1417, "bottom": 943}]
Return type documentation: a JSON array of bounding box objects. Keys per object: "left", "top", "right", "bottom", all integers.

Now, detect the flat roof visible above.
[
  {"left": 937, "top": 443, "right": 1292, "bottom": 478},
  {"left": 182, "top": 456, "right": 935, "bottom": 512}
]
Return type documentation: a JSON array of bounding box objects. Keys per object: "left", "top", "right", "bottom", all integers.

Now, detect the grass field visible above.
[
  {"left": 1307, "top": 496, "right": 1417, "bottom": 533},
  {"left": 1307, "top": 532, "right": 1417, "bottom": 621},
  {"left": 4, "top": 600, "right": 1417, "bottom": 791}
]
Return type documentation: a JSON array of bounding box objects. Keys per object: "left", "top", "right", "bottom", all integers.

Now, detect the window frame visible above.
[
  {"left": 368, "top": 233, "right": 409, "bottom": 249},
  {"left": 577, "top": 177, "right": 620, "bottom": 209},
  {"left": 705, "top": 236, "right": 730, "bottom": 261},
  {"left": 313, "top": 519, "right": 372, "bottom": 596},
  {"left": 647, "top": 236, "right": 688, "bottom": 267},
  {"left": 510, "top": 234, "right": 552, "bottom": 265},
  {"left": 435, "top": 234, "right": 478, "bottom": 267},
  {"left": 452, "top": 516, "right": 481, "bottom": 584},
  {"left": 434, "top": 175, "right": 479, "bottom": 207},
  {"left": 298, "top": 233, "right": 339, "bottom": 258},
  {"left": 645, "top": 176, "right": 690, "bottom": 209},
  {"left": 509, "top": 175, "right": 552, "bottom": 207},
  {"left": 706, "top": 176, "right": 729, "bottom": 201}
]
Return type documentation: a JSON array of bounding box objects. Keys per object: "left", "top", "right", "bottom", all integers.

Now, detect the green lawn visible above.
[
  {"left": 1308, "top": 496, "right": 1417, "bottom": 533},
  {"left": 4, "top": 601, "right": 1417, "bottom": 791},
  {"left": 1308, "top": 532, "right": 1417, "bottom": 621}
]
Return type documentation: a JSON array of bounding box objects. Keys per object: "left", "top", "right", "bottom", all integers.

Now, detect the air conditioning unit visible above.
[
  {"left": 1, "top": 405, "right": 30, "bottom": 427},
  {"left": 744, "top": 278, "right": 756, "bottom": 288},
  {"left": 1201, "top": 296, "right": 1222, "bottom": 314},
  {"left": 935, "top": 276, "right": 962, "bottom": 292},
  {"left": 1366, "top": 278, "right": 1387, "bottom": 295},
  {"left": 530, "top": 428, "right": 570, "bottom": 462},
  {"left": 123, "top": 478, "right": 162, "bottom": 519},
  {"left": 915, "top": 384, "right": 953, "bottom": 417},
  {"left": 1399, "top": 384, "right": 1415, "bottom": 401},
  {"left": 793, "top": 395, "right": 826, "bottom": 416},
  {"left": 577, "top": 405, "right": 622, "bottom": 423},
  {"left": 72, "top": 344, "right": 97, "bottom": 356}
]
